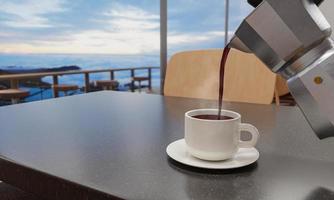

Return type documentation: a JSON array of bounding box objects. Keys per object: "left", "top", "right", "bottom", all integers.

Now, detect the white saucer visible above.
[{"left": 166, "top": 139, "right": 259, "bottom": 169}]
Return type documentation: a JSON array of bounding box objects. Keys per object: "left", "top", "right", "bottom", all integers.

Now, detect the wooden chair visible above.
[
  {"left": 164, "top": 49, "right": 290, "bottom": 105},
  {"left": 273, "top": 75, "right": 294, "bottom": 106},
  {"left": 0, "top": 89, "right": 30, "bottom": 104},
  {"left": 53, "top": 84, "right": 79, "bottom": 97},
  {"left": 132, "top": 77, "right": 151, "bottom": 93},
  {"left": 95, "top": 80, "right": 119, "bottom": 90}
]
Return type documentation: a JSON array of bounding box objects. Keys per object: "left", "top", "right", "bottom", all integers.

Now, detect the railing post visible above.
[
  {"left": 131, "top": 69, "right": 135, "bottom": 92},
  {"left": 10, "top": 79, "right": 19, "bottom": 89},
  {"left": 52, "top": 75, "right": 59, "bottom": 98},
  {"left": 84, "top": 73, "right": 90, "bottom": 93},
  {"left": 148, "top": 68, "right": 152, "bottom": 91},
  {"left": 110, "top": 71, "right": 114, "bottom": 80}
]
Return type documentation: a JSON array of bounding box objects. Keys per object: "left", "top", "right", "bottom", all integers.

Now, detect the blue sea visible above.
[{"left": 0, "top": 53, "right": 161, "bottom": 102}]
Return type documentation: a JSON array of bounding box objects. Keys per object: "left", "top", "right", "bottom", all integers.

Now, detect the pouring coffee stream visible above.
[{"left": 217, "top": 46, "right": 231, "bottom": 120}]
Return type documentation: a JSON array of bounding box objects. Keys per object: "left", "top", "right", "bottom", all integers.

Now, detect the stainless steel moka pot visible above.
[{"left": 229, "top": 0, "right": 334, "bottom": 139}]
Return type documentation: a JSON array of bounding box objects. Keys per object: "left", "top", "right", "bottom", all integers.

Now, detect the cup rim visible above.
[{"left": 185, "top": 109, "right": 241, "bottom": 122}]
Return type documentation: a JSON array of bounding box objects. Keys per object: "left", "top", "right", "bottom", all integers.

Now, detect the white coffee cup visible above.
[{"left": 185, "top": 109, "right": 259, "bottom": 161}]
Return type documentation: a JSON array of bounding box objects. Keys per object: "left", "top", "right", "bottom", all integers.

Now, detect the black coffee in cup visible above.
[{"left": 193, "top": 114, "right": 234, "bottom": 120}]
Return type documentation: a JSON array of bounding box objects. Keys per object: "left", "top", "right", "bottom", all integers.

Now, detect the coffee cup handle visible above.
[{"left": 238, "top": 123, "right": 259, "bottom": 148}]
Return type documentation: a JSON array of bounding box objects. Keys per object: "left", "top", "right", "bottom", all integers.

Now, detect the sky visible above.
[{"left": 0, "top": 0, "right": 253, "bottom": 55}]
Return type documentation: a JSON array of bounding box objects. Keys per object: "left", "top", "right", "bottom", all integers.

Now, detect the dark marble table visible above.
[{"left": 0, "top": 91, "right": 333, "bottom": 200}]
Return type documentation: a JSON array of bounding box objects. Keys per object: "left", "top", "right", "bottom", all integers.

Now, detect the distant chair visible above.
[
  {"left": 0, "top": 89, "right": 30, "bottom": 104},
  {"left": 132, "top": 76, "right": 151, "bottom": 93},
  {"left": 95, "top": 80, "right": 119, "bottom": 91},
  {"left": 164, "top": 49, "right": 289, "bottom": 105},
  {"left": 53, "top": 84, "right": 79, "bottom": 97}
]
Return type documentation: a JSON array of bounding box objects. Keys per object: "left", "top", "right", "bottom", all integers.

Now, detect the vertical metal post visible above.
[
  {"left": 110, "top": 71, "right": 114, "bottom": 80},
  {"left": 131, "top": 69, "right": 135, "bottom": 92},
  {"left": 148, "top": 68, "right": 152, "bottom": 91},
  {"left": 160, "top": 0, "right": 168, "bottom": 95},
  {"left": 84, "top": 73, "right": 90, "bottom": 93},
  {"left": 10, "top": 79, "right": 19, "bottom": 89},
  {"left": 52, "top": 75, "right": 59, "bottom": 98},
  {"left": 224, "top": 0, "right": 230, "bottom": 46}
]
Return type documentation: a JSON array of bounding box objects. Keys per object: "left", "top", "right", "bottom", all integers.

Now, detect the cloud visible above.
[
  {"left": 0, "top": 2, "right": 234, "bottom": 55},
  {"left": 169, "top": 31, "right": 234, "bottom": 45},
  {"left": 0, "top": 30, "right": 232, "bottom": 55},
  {"left": 0, "top": 3, "right": 160, "bottom": 54},
  {"left": 0, "top": 3, "right": 161, "bottom": 54},
  {"left": 0, "top": 0, "right": 66, "bottom": 28},
  {"left": 103, "top": 3, "right": 160, "bottom": 32},
  {"left": 0, "top": 31, "right": 13, "bottom": 37},
  {"left": 105, "top": 4, "right": 159, "bottom": 20},
  {"left": 108, "top": 18, "right": 159, "bottom": 31}
]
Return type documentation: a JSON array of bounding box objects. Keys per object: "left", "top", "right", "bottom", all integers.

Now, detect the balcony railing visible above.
[{"left": 0, "top": 66, "right": 160, "bottom": 98}]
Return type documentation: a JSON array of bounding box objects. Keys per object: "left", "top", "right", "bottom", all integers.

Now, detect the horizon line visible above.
[{"left": 0, "top": 52, "right": 160, "bottom": 57}]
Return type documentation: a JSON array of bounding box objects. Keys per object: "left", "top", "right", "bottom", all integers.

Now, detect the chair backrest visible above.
[
  {"left": 164, "top": 50, "right": 221, "bottom": 100},
  {"left": 223, "top": 49, "right": 277, "bottom": 104},
  {"left": 275, "top": 75, "right": 290, "bottom": 96},
  {"left": 164, "top": 49, "right": 278, "bottom": 104}
]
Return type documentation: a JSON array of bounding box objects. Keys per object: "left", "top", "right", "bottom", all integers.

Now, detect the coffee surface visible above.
[
  {"left": 218, "top": 46, "right": 231, "bottom": 119},
  {"left": 193, "top": 114, "right": 234, "bottom": 120}
]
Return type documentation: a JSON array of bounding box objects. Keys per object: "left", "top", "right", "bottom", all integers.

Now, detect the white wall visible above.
[{"left": 320, "top": 1, "right": 334, "bottom": 38}]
